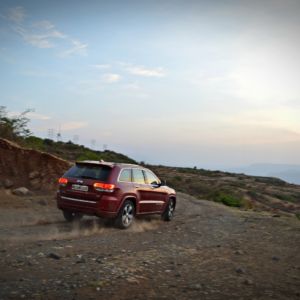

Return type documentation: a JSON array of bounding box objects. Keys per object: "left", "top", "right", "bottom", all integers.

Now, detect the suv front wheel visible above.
[
  {"left": 162, "top": 198, "right": 175, "bottom": 221},
  {"left": 115, "top": 200, "right": 135, "bottom": 229}
]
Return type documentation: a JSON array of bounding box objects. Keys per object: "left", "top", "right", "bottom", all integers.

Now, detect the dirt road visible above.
[{"left": 0, "top": 192, "right": 299, "bottom": 299}]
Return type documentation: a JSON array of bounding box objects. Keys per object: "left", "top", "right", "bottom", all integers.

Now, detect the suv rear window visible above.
[{"left": 65, "top": 164, "right": 111, "bottom": 181}]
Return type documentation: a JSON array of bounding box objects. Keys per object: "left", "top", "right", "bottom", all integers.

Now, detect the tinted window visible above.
[
  {"left": 119, "top": 169, "right": 132, "bottom": 182},
  {"left": 145, "top": 170, "right": 160, "bottom": 185},
  {"left": 65, "top": 164, "right": 111, "bottom": 181},
  {"left": 132, "top": 169, "right": 146, "bottom": 184}
]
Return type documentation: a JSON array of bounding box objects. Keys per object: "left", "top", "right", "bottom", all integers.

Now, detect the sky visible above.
[{"left": 0, "top": 0, "right": 300, "bottom": 170}]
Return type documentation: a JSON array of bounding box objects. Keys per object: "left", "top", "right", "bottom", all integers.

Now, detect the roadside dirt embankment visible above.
[{"left": 0, "top": 138, "right": 71, "bottom": 191}]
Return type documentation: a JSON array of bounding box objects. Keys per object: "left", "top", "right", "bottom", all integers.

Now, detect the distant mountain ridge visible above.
[{"left": 230, "top": 163, "right": 300, "bottom": 185}]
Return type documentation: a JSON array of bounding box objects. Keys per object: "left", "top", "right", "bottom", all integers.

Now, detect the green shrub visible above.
[
  {"left": 213, "top": 192, "right": 242, "bottom": 207},
  {"left": 174, "top": 175, "right": 182, "bottom": 181},
  {"left": 274, "top": 193, "right": 296, "bottom": 203},
  {"left": 77, "top": 150, "right": 100, "bottom": 161},
  {"left": 24, "top": 136, "right": 45, "bottom": 151}
]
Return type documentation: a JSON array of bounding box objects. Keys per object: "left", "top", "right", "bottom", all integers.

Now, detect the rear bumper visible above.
[{"left": 56, "top": 193, "right": 119, "bottom": 218}]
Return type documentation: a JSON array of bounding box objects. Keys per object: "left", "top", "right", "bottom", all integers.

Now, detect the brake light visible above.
[
  {"left": 58, "top": 177, "right": 68, "bottom": 185},
  {"left": 93, "top": 182, "right": 115, "bottom": 192}
]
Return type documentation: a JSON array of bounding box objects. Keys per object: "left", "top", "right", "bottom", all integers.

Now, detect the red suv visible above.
[{"left": 56, "top": 161, "right": 176, "bottom": 228}]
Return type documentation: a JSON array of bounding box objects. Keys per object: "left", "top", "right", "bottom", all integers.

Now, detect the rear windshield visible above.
[{"left": 64, "top": 164, "right": 111, "bottom": 181}]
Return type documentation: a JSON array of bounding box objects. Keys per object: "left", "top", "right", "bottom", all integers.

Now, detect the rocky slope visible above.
[{"left": 0, "top": 138, "right": 71, "bottom": 191}]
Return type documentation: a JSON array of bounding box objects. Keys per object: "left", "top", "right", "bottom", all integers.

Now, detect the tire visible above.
[
  {"left": 62, "top": 210, "right": 83, "bottom": 222},
  {"left": 115, "top": 200, "right": 135, "bottom": 229},
  {"left": 162, "top": 198, "right": 175, "bottom": 221}
]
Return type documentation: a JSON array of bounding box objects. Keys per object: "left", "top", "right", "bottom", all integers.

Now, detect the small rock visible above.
[
  {"left": 189, "top": 283, "right": 202, "bottom": 290},
  {"left": 272, "top": 214, "right": 281, "bottom": 218},
  {"left": 243, "top": 279, "right": 253, "bottom": 285},
  {"left": 29, "top": 178, "right": 41, "bottom": 190},
  {"left": 235, "top": 250, "right": 244, "bottom": 255},
  {"left": 126, "top": 277, "right": 139, "bottom": 284},
  {"left": 236, "top": 267, "right": 245, "bottom": 274},
  {"left": 47, "top": 253, "right": 61, "bottom": 260},
  {"left": 272, "top": 256, "right": 280, "bottom": 261},
  {"left": 4, "top": 179, "right": 14, "bottom": 188},
  {"left": 76, "top": 254, "right": 86, "bottom": 263},
  {"left": 96, "top": 257, "right": 103, "bottom": 264},
  {"left": 29, "top": 171, "right": 40, "bottom": 179},
  {"left": 12, "top": 187, "right": 30, "bottom": 196},
  {"left": 38, "top": 199, "right": 47, "bottom": 206}
]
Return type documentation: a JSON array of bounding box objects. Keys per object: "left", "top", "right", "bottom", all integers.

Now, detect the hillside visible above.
[
  {"left": 1, "top": 137, "right": 300, "bottom": 216},
  {"left": 151, "top": 165, "right": 300, "bottom": 215},
  {"left": 24, "top": 136, "right": 137, "bottom": 164}
]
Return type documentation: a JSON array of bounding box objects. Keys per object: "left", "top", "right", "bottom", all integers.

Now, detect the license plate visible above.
[{"left": 72, "top": 184, "right": 88, "bottom": 192}]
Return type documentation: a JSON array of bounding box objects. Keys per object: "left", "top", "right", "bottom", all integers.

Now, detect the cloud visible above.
[
  {"left": 92, "top": 64, "right": 111, "bottom": 69},
  {"left": 7, "top": 6, "right": 26, "bottom": 23},
  {"left": 60, "top": 39, "right": 88, "bottom": 57},
  {"left": 27, "top": 112, "right": 51, "bottom": 120},
  {"left": 13, "top": 25, "right": 56, "bottom": 48},
  {"left": 101, "top": 73, "right": 121, "bottom": 83},
  {"left": 61, "top": 121, "right": 88, "bottom": 131},
  {"left": 122, "top": 82, "right": 141, "bottom": 90},
  {"left": 6, "top": 6, "right": 87, "bottom": 56},
  {"left": 126, "top": 65, "right": 166, "bottom": 77}
]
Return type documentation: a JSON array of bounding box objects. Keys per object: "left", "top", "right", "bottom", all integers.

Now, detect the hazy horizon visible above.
[{"left": 1, "top": 0, "right": 300, "bottom": 169}]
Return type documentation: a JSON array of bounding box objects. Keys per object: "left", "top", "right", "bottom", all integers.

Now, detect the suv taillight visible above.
[
  {"left": 93, "top": 182, "right": 115, "bottom": 192},
  {"left": 58, "top": 177, "right": 68, "bottom": 186}
]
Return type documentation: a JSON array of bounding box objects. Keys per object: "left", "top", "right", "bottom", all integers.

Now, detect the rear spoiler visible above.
[{"left": 75, "top": 160, "right": 114, "bottom": 167}]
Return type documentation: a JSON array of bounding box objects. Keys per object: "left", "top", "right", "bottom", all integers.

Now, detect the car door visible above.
[
  {"left": 141, "top": 169, "right": 168, "bottom": 213},
  {"left": 132, "top": 168, "right": 161, "bottom": 213}
]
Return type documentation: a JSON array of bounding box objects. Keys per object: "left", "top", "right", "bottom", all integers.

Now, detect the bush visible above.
[
  {"left": 274, "top": 193, "right": 296, "bottom": 203},
  {"left": 24, "top": 136, "right": 45, "bottom": 150},
  {"left": 77, "top": 150, "right": 100, "bottom": 161},
  {"left": 213, "top": 192, "right": 243, "bottom": 207}
]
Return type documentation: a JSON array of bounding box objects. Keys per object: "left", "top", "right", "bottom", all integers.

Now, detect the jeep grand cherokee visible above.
[{"left": 57, "top": 161, "right": 176, "bottom": 229}]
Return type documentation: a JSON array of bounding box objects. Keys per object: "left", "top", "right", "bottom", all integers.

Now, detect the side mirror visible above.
[{"left": 151, "top": 181, "right": 161, "bottom": 188}]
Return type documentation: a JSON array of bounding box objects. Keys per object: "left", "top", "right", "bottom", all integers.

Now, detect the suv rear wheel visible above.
[
  {"left": 63, "top": 210, "right": 83, "bottom": 222},
  {"left": 162, "top": 198, "right": 175, "bottom": 221},
  {"left": 115, "top": 200, "right": 135, "bottom": 229}
]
